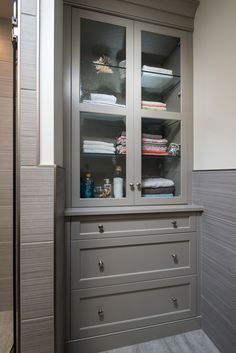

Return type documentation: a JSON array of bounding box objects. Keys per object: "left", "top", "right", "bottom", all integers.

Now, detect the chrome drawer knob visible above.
[
  {"left": 98, "top": 307, "right": 104, "bottom": 320},
  {"left": 136, "top": 182, "right": 141, "bottom": 191},
  {"left": 98, "top": 260, "right": 104, "bottom": 271},
  {"left": 171, "top": 221, "right": 178, "bottom": 228},
  {"left": 98, "top": 224, "right": 104, "bottom": 233},
  {"left": 171, "top": 253, "right": 178, "bottom": 263},
  {"left": 171, "top": 297, "right": 178, "bottom": 306}
]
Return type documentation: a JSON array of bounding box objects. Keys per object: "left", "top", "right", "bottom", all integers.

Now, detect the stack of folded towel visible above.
[
  {"left": 142, "top": 65, "right": 174, "bottom": 94},
  {"left": 142, "top": 65, "right": 173, "bottom": 76},
  {"left": 83, "top": 93, "right": 117, "bottom": 106},
  {"left": 142, "top": 100, "right": 167, "bottom": 111},
  {"left": 83, "top": 139, "right": 115, "bottom": 154},
  {"left": 142, "top": 133, "right": 168, "bottom": 155},
  {"left": 142, "top": 178, "right": 175, "bottom": 197},
  {"left": 116, "top": 131, "right": 126, "bottom": 154}
]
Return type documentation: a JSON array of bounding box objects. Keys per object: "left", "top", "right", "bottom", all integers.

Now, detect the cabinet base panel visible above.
[{"left": 66, "top": 316, "right": 201, "bottom": 353}]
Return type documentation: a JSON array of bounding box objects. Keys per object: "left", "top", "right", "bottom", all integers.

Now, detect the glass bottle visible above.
[
  {"left": 113, "top": 165, "right": 123, "bottom": 198},
  {"left": 81, "top": 171, "right": 94, "bottom": 198}
]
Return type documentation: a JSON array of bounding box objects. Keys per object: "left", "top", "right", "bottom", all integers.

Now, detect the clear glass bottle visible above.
[{"left": 113, "top": 165, "right": 123, "bottom": 198}]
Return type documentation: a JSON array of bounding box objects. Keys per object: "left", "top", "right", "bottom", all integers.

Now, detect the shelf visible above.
[
  {"left": 81, "top": 153, "right": 179, "bottom": 159},
  {"left": 142, "top": 154, "right": 180, "bottom": 159},
  {"left": 81, "top": 60, "right": 126, "bottom": 71},
  {"left": 141, "top": 70, "right": 180, "bottom": 95},
  {"left": 81, "top": 153, "right": 125, "bottom": 158}
]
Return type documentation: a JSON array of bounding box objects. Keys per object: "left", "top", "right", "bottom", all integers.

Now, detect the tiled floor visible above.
[
  {"left": 102, "top": 330, "right": 221, "bottom": 353},
  {"left": 0, "top": 311, "right": 13, "bottom": 353}
]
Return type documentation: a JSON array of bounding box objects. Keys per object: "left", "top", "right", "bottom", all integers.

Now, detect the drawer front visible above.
[
  {"left": 71, "top": 276, "right": 197, "bottom": 339},
  {"left": 71, "top": 233, "right": 197, "bottom": 288},
  {"left": 72, "top": 213, "right": 196, "bottom": 239}
]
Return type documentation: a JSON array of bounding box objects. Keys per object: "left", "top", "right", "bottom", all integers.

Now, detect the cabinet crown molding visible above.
[
  {"left": 65, "top": 0, "right": 200, "bottom": 31},
  {"left": 119, "top": 0, "right": 200, "bottom": 19}
]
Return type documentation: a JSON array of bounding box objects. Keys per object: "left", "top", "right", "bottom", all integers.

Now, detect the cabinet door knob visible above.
[
  {"left": 98, "top": 224, "right": 104, "bottom": 233},
  {"left": 136, "top": 182, "right": 141, "bottom": 190},
  {"left": 98, "top": 260, "right": 104, "bottom": 271},
  {"left": 171, "top": 297, "right": 178, "bottom": 305},
  {"left": 98, "top": 307, "right": 104, "bottom": 320},
  {"left": 129, "top": 183, "right": 135, "bottom": 191},
  {"left": 171, "top": 253, "right": 178, "bottom": 263},
  {"left": 171, "top": 220, "right": 178, "bottom": 228}
]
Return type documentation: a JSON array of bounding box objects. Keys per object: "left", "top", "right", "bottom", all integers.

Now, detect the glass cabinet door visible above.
[
  {"left": 134, "top": 22, "right": 188, "bottom": 205},
  {"left": 72, "top": 9, "right": 134, "bottom": 206}
]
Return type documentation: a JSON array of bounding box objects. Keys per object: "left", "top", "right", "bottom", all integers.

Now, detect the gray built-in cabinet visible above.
[{"left": 64, "top": 1, "right": 201, "bottom": 352}]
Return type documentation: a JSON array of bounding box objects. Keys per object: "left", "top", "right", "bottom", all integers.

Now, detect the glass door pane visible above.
[
  {"left": 141, "top": 118, "right": 181, "bottom": 199},
  {"left": 80, "top": 112, "right": 127, "bottom": 200},
  {"left": 80, "top": 18, "right": 126, "bottom": 107},
  {"left": 141, "top": 31, "right": 181, "bottom": 113}
]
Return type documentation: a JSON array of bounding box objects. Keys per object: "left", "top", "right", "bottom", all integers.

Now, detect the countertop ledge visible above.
[{"left": 65, "top": 204, "right": 204, "bottom": 217}]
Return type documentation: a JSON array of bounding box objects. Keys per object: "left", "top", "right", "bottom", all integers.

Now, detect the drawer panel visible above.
[
  {"left": 71, "top": 276, "right": 197, "bottom": 339},
  {"left": 71, "top": 233, "right": 197, "bottom": 288},
  {"left": 72, "top": 213, "right": 196, "bottom": 239}
]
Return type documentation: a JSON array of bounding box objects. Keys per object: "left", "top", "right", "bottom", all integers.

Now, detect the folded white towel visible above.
[
  {"left": 142, "top": 65, "right": 173, "bottom": 76},
  {"left": 83, "top": 148, "right": 115, "bottom": 154},
  {"left": 142, "top": 100, "right": 166, "bottom": 107},
  {"left": 83, "top": 140, "right": 114, "bottom": 148},
  {"left": 83, "top": 100, "right": 125, "bottom": 107},
  {"left": 83, "top": 145, "right": 115, "bottom": 151},
  {"left": 142, "top": 178, "right": 174, "bottom": 188},
  {"left": 90, "top": 93, "right": 117, "bottom": 104}
]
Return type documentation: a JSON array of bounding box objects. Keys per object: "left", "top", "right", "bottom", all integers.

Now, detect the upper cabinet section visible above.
[
  {"left": 141, "top": 31, "right": 181, "bottom": 113},
  {"left": 69, "top": 8, "right": 192, "bottom": 207},
  {"left": 80, "top": 18, "right": 127, "bottom": 107}
]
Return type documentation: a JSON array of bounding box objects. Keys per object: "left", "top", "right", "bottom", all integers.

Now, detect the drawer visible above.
[
  {"left": 71, "top": 233, "right": 197, "bottom": 288},
  {"left": 71, "top": 213, "right": 196, "bottom": 239},
  {"left": 71, "top": 276, "right": 197, "bottom": 339}
]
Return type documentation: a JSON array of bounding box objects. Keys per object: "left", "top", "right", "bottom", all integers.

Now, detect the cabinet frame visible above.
[{"left": 65, "top": 7, "right": 193, "bottom": 208}]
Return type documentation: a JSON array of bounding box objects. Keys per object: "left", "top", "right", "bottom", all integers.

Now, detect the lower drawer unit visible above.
[
  {"left": 71, "top": 232, "right": 197, "bottom": 288},
  {"left": 71, "top": 276, "right": 197, "bottom": 339}
]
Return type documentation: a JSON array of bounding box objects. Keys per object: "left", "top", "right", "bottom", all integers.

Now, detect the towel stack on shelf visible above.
[
  {"left": 142, "top": 65, "right": 173, "bottom": 76},
  {"left": 83, "top": 139, "right": 115, "bottom": 154},
  {"left": 142, "top": 178, "right": 175, "bottom": 198},
  {"left": 116, "top": 131, "right": 126, "bottom": 154},
  {"left": 83, "top": 93, "right": 125, "bottom": 107},
  {"left": 142, "top": 100, "right": 167, "bottom": 111},
  {"left": 142, "top": 133, "right": 168, "bottom": 155}
]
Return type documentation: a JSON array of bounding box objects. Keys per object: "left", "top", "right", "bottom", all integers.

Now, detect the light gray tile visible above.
[
  {"left": 0, "top": 206, "right": 13, "bottom": 242},
  {"left": 0, "top": 242, "right": 13, "bottom": 279},
  {"left": 0, "top": 171, "right": 12, "bottom": 207},
  {"left": 0, "top": 278, "right": 13, "bottom": 311},
  {"left": 0, "top": 310, "right": 13, "bottom": 353},
  {"left": 0, "top": 96, "right": 13, "bottom": 171},
  {"left": 21, "top": 0, "right": 37, "bottom": 15},
  {"left": 21, "top": 90, "right": 38, "bottom": 166},
  {"left": 21, "top": 167, "right": 54, "bottom": 242},
  {"left": 21, "top": 317, "right": 54, "bottom": 353},
  {"left": 0, "top": 61, "right": 13, "bottom": 98},
  {"left": 21, "top": 276, "right": 54, "bottom": 320},
  {"left": 103, "top": 330, "right": 221, "bottom": 353},
  {"left": 202, "top": 299, "right": 236, "bottom": 353},
  {"left": 20, "top": 14, "right": 37, "bottom": 90},
  {"left": 21, "top": 242, "right": 54, "bottom": 281},
  {"left": 21, "top": 167, "right": 54, "bottom": 196}
]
